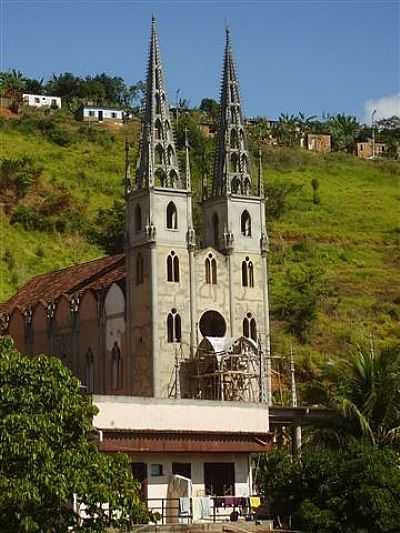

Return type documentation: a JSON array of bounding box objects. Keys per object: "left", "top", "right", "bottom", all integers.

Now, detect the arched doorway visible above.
[{"left": 199, "top": 310, "right": 226, "bottom": 337}]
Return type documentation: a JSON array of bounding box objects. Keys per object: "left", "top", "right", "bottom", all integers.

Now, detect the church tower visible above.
[
  {"left": 202, "top": 28, "right": 271, "bottom": 402},
  {"left": 126, "top": 17, "right": 195, "bottom": 398}
]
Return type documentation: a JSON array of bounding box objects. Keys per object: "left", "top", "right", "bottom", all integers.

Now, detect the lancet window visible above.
[
  {"left": 243, "top": 313, "right": 257, "bottom": 342},
  {"left": 111, "top": 341, "right": 122, "bottom": 390},
  {"left": 242, "top": 256, "right": 254, "bottom": 288},
  {"left": 166, "top": 201, "right": 178, "bottom": 229},
  {"left": 205, "top": 253, "right": 217, "bottom": 285},
  {"left": 241, "top": 210, "right": 251, "bottom": 236},
  {"left": 167, "top": 308, "right": 182, "bottom": 343},
  {"left": 167, "top": 251, "right": 180, "bottom": 282}
]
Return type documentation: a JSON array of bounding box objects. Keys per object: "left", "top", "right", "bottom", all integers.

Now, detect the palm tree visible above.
[
  {"left": 0, "top": 69, "right": 26, "bottom": 100},
  {"left": 276, "top": 113, "right": 300, "bottom": 147},
  {"left": 307, "top": 344, "right": 400, "bottom": 449},
  {"left": 328, "top": 113, "right": 360, "bottom": 153}
]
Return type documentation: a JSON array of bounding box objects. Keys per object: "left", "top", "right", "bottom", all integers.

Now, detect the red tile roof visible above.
[{"left": 0, "top": 254, "right": 126, "bottom": 314}]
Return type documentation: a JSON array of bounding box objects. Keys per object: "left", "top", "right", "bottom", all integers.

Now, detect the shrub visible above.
[{"left": 265, "top": 181, "right": 303, "bottom": 220}]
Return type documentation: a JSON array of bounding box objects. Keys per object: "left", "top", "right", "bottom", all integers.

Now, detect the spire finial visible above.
[
  {"left": 135, "top": 16, "right": 181, "bottom": 190},
  {"left": 210, "top": 27, "right": 252, "bottom": 198}
]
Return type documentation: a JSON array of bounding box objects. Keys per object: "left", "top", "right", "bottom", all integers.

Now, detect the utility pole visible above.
[
  {"left": 371, "top": 109, "right": 377, "bottom": 159},
  {"left": 290, "top": 345, "right": 302, "bottom": 454}
]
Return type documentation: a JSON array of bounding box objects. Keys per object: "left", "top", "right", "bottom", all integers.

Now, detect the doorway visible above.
[
  {"left": 204, "top": 462, "right": 235, "bottom": 496},
  {"left": 98, "top": 110, "right": 103, "bottom": 122}
]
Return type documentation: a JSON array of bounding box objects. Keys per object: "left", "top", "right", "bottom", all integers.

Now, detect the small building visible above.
[
  {"left": 304, "top": 133, "right": 331, "bottom": 153},
  {"left": 356, "top": 139, "right": 387, "bottom": 159},
  {"left": 81, "top": 106, "right": 128, "bottom": 122},
  {"left": 22, "top": 93, "right": 61, "bottom": 109},
  {"left": 199, "top": 121, "right": 217, "bottom": 138},
  {"left": 94, "top": 395, "right": 271, "bottom": 521}
]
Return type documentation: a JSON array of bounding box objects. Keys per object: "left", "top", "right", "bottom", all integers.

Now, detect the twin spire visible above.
[{"left": 134, "top": 18, "right": 257, "bottom": 198}]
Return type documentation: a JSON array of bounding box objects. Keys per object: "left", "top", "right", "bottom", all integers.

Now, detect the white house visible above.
[
  {"left": 93, "top": 396, "right": 271, "bottom": 522},
  {"left": 22, "top": 93, "right": 61, "bottom": 109},
  {"left": 81, "top": 106, "right": 127, "bottom": 122}
]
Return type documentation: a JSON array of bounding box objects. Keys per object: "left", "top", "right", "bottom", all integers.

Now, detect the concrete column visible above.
[
  {"left": 188, "top": 248, "right": 197, "bottom": 357},
  {"left": 227, "top": 252, "right": 235, "bottom": 337},
  {"left": 150, "top": 243, "right": 159, "bottom": 397}
]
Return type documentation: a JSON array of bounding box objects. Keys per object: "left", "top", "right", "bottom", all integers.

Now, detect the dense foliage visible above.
[
  {"left": 0, "top": 337, "right": 149, "bottom": 532},
  {"left": 259, "top": 444, "right": 400, "bottom": 533}
]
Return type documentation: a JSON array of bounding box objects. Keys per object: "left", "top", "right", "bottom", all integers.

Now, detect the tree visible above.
[
  {"left": 0, "top": 336, "right": 149, "bottom": 532},
  {"left": 0, "top": 69, "right": 26, "bottom": 105},
  {"left": 307, "top": 344, "right": 400, "bottom": 450},
  {"left": 311, "top": 177, "right": 320, "bottom": 205},
  {"left": 45, "top": 72, "right": 81, "bottom": 101},
  {"left": 199, "top": 98, "right": 219, "bottom": 121},
  {"left": 275, "top": 113, "right": 301, "bottom": 147},
  {"left": 328, "top": 113, "right": 360, "bottom": 153},
  {"left": 88, "top": 200, "right": 126, "bottom": 255},
  {"left": 259, "top": 444, "right": 400, "bottom": 533}
]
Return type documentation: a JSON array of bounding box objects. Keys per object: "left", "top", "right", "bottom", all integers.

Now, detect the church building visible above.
[{"left": 1, "top": 18, "right": 273, "bottom": 510}]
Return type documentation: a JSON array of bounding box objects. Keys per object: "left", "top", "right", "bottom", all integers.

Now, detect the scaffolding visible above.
[{"left": 190, "top": 336, "right": 262, "bottom": 402}]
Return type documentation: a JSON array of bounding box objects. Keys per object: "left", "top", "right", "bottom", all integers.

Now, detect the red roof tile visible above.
[{"left": 1, "top": 254, "right": 126, "bottom": 313}]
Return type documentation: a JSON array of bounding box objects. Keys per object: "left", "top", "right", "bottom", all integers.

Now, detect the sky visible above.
[{"left": 1, "top": 0, "right": 399, "bottom": 122}]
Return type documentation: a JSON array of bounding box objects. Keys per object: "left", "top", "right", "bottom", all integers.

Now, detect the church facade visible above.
[
  {"left": 1, "top": 18, "right": 272, "bottom": 405},
  {"left": 0, "top": 17, "right": 274, "bottom": 507}
]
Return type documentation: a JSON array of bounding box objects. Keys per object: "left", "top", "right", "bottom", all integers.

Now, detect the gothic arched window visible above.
[
  {"left": 243, "top": 313, "right": 257, "bottom": 342},
  {"left": 241, "top": 154, "right": 249, "bottom": 174},
  {"left": 205, "top": 253, "right": 217, "bottom": 285},
  {"left": 250, "top": 318, "right": 257, "bottom": 341},
  {"left": 248, "top": 261, "right": 254, "bottom": 288},
  {"left": 167, "top": 145, "right": 174, "bottom": 166},
  {"left": 135, "top": 204, "right": 142, "bottom": 232},
  {"left": 167, "top": 251, "right": 179, "bottom": 282},
  {"left": 136, "top": 253, "right": 144, "bottom": 285},
  {"left": 242, "top": 261, "right": 248, "bottom": 287},
  {"left": 167, "top": 201, "right": 178, "bottom": 229},
  {"left": 173, "top": 255, "right": 180, "bottom": 282},
  {"left": 167, "top": 308, "right": 181, "bottom": 343},
  {"left": 169, "top": 170, "right": 179, "bottom": 188},
  {"left": 230, "top": 153, "right": 239, "bottom": 173},
  {"left": 155, "top": 119, "right": 163, "bottom": 140},
  {"left": 212, "top": 213, "right": 219, "bottom": 248},
  {"left": 242, "top": 257, "right": 254, "bottom": 288},
  {"left": 155, "top": 169, "right": 166, "bottom": 187},
  {"left": 111, "top": 341, "right": 122, "bottom": 390},
  {"left": 241, "top": 210, "right": 251, "bottom": 236},
  {"left": 155, "top": 144, "right": 164, "bottom": 165}
]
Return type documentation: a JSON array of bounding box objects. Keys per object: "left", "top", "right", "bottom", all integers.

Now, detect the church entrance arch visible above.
[{"left": 199, "top": 310, "right": 226, "bottom": 337}]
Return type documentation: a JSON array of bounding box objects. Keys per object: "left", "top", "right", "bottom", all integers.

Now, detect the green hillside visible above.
[{"left": 1, "top": 109, "right": 399, "bottom": 381}]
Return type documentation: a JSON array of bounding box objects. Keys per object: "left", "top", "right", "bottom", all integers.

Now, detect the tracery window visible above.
[
  {"left": 205, "top": 253, "right": 217, "bottom": 285},
  {"left": 243, "top": 313, "right": 257, "bottom": 342},
  {"left": 166, "top": 201, "right": 178, "bottom": 229},
  {"left": 155, "top": 144, "right": 164, "bottom": 165},
  {"left": 242, "top": 256, "right": 254, "bottom": 288},
  {"left": 167, "top": 251, "right": 179, "bottom": 282},
  {"left": 167, "top": 308, "right": 181, "bottom": 343}
]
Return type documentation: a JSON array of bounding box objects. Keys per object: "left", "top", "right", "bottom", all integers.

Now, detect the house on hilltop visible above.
[
  {"left": 1, "top": 19, "right": 273, "bottom": 514},
  {"left": 22, "top": 93, "right": 61, "bottom": 109}
]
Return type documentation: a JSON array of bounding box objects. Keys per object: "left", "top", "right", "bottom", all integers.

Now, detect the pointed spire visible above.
[
  {"left": 211, "top": 27, "right": 252, "bottom": 198},
  {"left": 184, "top": 128, "right": 191, "bottom": 190},
  {"left": 135, "top": 17, "right": 182, "bottom": 191}
]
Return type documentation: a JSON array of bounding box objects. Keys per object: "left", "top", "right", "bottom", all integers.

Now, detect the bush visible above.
[
  {"left": 265, "top": 181, "right": 303, "bottom": 220},
  {"left": 259, "top": 444, "right": 400, "bottom": 533},
  {"left": 87, "top": 200, "right": 125, "bottom": 255},
  {"left": 0, "top": 157, "right": 42, "bottom": 201}
]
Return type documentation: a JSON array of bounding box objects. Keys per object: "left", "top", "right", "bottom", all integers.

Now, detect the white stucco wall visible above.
[
  {"left": 83, "top": 107, "right": 124, "bottom": 120},
  {"left": 22, "top": 94, "right": 61, "bottom": 108},
  {"left": 134, "top": 452, "right": 251, "bottom": 501},
  {"left": 93, "top": 396, "right": 269, "bottom": 432}
]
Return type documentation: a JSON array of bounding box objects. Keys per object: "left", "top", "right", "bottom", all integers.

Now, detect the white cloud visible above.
[{"left": 364, "top": 94, "right": 400, "bottom": 124}]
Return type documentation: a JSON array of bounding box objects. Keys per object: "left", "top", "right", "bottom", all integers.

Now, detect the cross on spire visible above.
[
  {"left": 135, "top": 17, "right": 183, "bottom": 191},
  {"left": 211, "top": 27, "right": 253, "bottom": 198}
]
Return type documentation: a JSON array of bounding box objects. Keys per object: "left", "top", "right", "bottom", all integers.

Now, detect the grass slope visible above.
[{"left": 1, "top": 111, "right": 399, "bottom": 380}]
